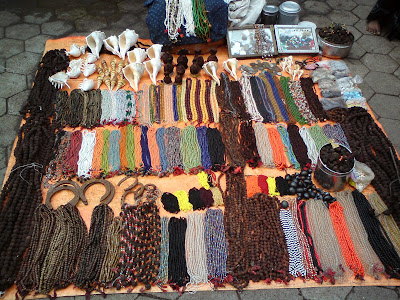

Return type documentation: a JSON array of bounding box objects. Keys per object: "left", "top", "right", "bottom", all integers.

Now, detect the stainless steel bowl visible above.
[{"left": 317, "top": 31, "right": 354, "bottom": 58}]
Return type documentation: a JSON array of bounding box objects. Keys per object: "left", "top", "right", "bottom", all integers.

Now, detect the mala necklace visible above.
[
  {"left": 220, "top": 113, "right": 245, "bottom": 167},
  {"left": 119, "top": 126, "right": 128, "bottom": 170},
  {"left": 165, "top": 126, "right": 184, "bottom": 171},
  {"left": 280, "top": 208, "right": 307, "bottom": 278},
  {"left": 239, "top": 121, "right": 261, "bottom": 168},
  {"left": 109, "top": 129, "right": 121, "bottom": 173},
  {"left": 192, "top": 0, "right": 211, "bottom": 41},
  {"left": 308, "top": 125, "right": 330, "bottom": 152},
  {"left": 100, "top": 129, "right": 111, "bottom": 174},
  {"left": 168, "top": 217, "right": 189, "bottom": 289},
  {"left": 181, "top": 0, "right": 196, "bottom": 37},
  {"left": 126, "top": 124, "right": 136, "bottom": 171},
  {"left": 185, "top": 212, "right": 208, "bottom": 289},
  {"left": 134, "top": 126, "right": 143, "bottom": 171},
  {"left": 185, "top": 78, "right": 193, "bottom": 121},
  {"left": 164, "top": 0, "right": 184, "bottom": 41},
  {"left": 140, "top": 126, "right": 152, "bottom": 173},
  {"left": 65, "top": 130, "right": 83, "bottom": 175},
  {"left": 91, "top": 129, "right": 104, "bottom": 178},
  {"left": 300, "top": 77, "right": 326, "bottom": 121},
  {"left": 175, "top": 190, "right": 193, "bottom": 211},
  {"left": 253, "top": 122, "right": 274, "bottom": 168},
  {"left": 249, "top": 76, "right": 270, "bottom": 123},
  {"left": 54, "top": 90, "right": 69, "bottom": 127},
  {"left": 336, "top": 191, "right": 384, "bottom": 279},
  {"left": 258, "top": 73, "right": 285, "bottom": 122},
  {"left": 230, "top": 81, "right": 251, "bottom": 121},
  {"left": 277, "top": 124, "right": 300, "bottom": 170},
  {"left": 288, "top": 79, "right": 316, "bottom": 123},
  {"left": 306, "top": 199, "right": 350, "bottom": 283},
  {"left": 100, "top": 89, "right": 113, "bottom": 124},
  {"left": 147, "top": 127, "right": 161, "bottom": 173},
  {"left": 286, "top": 124, "right": 311, "bottom": 169},
  {"left": 206, "top": 127, "right": 225, "bottom": 169},
  {"left": 197, "top": 126, "right": 212, "bottom": 170},
  {"left": 262, "top": 72, "right": 290, "bottom": 122},
  {"left": 279, "top": 76, "right": 307, "bottom": 125},
  {"left": 164, "top": 83, "right": 175, "bottom": 123},
  {"left": 220, "top": 73, "right": 236, "bottom": 115},
  {"left": 204, "top": 80, "right": 214, "bottom": 123},
  {"left": 172, "top": 84, "right": 179, "bottom": 121},
  {"left": 368, "top": 192, "right": 400, "bottom": 256},
  {"left": 180, "top": 125, "right": 202, "bottom": 172},
  {"left": 298, "top": 127, "right": 319, "bottom": 169},
  {"left": 272, "top": 76, "right": 297, "bottom": 124},
  {"left": 267, "top": 127, "right": 288, "bottom": 170},
  {"left": 77, "top": 130, "right": 96, "bottom": 178},
  {"left": 322, "top": 123, "right": 351, "bottom": 150},
  {"left": 138, "top": 85, "right": 151, "bottom": 125},
  {"left": 157, "top": 217, "right": 170, "bottom": 286},
  {"left": 210, "top": 81, "right": 219, "bottom": 123},
  {"left": 240, "top": 73, "right": 263, "bottom": 122},
  {"left": 204, "top": 209, "right": 227, "bottom": 284},
  {"left": 352, "top": 190, "right": 400, "bottom": 279},
  {"left": 156, "top": 127, "right": 169, "bottom": 173}
]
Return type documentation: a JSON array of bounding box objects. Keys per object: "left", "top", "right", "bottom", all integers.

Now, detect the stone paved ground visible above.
[{"left": 0, "top": 0, "right": 400, "bottom": 299}]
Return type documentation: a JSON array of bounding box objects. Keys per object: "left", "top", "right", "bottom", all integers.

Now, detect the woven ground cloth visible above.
[{"left": 2, "top": 37, "right": 400, "bottom": 299}]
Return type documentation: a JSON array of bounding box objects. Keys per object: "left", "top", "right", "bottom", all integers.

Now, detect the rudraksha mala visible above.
[
  {"left": 0, "top": 49, "right": 69, "bottom": 292},
  {"left": 239, "top": 121, "right": 261, "bottom": 168},
  {"left": 300, "top": 77, "right": 326, "bottom": 121},
  {"left": 220, "top": 113, "right": 245, "bottom": 168},
  {"left": 287, "top": 124, "right": 311, "bottom": 169}
]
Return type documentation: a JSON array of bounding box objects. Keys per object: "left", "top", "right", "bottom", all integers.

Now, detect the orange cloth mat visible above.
[{"left": 3, "top": 36, "right": 400, "bottom": 299}]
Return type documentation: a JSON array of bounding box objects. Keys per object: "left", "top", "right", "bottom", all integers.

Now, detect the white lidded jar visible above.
[{"left": 278, "top": 1, "right": 301, "bottom": 25}]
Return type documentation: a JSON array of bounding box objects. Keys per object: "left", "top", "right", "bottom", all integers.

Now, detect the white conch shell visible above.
[
  {"left": 143, "top": 58, "right": 162, "bottom": 85},
  {"left": 86, "top": 31, "right": 106, "bottom": 58},
  {"left": 67, "top": 44, "right": 82, "bottom": 57},
  {"left": 66, "top": 68, "right": 81, "bottom": 78},
  {"left": 127, "top": 48, "right": 147, "bottom": 64},
  {"left": 223, "top": 58, "right": 238, "bottom": 81},
  {"left": 118, "top": 29, "right": 139, "bottom": 59},
  {"left": 146, "top": 44, "right": 163, "bottom": 59},
  {"left": 123, "top": 62, "right": 144, "bottom": 91},
  {"left": 103, "top": 35, "right": 120, "bottom": 57},
  {"left": 79, "top": 78, "right": 95, "bottom": 91},
  {"left": 49, "top": 72, "right": 70, "bottom": 89},
  {"left": 86, "top": 53, "right": 98, "bottom": 64},
  {"left": 203, "top": 61, "right": 220, "bottom": 86},
  {"left": 82, "top": 63, "right": 97, "bottom": 77}
]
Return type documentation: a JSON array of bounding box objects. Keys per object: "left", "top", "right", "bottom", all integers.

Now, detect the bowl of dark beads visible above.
[{"left": 314, "top": 144, "right": 355, "bottom": 192}]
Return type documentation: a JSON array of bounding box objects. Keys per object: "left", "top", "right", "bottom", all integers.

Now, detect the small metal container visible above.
[
  {"left": 278, "top": 1, "right": 301, "bottom": 25},
  {"left": 313, "top": 144, "right": 355, "bottom": 192},
  {"left": 261, "top": 5, "right": 279, "bottom": 25},
  {"left": 318, "top": 31, "right": 354, "bottom": 58}
]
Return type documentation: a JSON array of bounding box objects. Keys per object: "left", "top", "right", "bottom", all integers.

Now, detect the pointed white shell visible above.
[
  {"left": 123, "top": 63, "right": 144, "bottom": 91},
  {"left": 203, "top": 61, "right": 220, "bottom": 86},
  {"left": 143, "top": 58, "right": 162, "bottom": 85},
  {"left": 49, "top": 72, "right": 70, "bottom": 89},
  {"left": 103, "top": 35, "right": 120, "bottom": 57},
  {"left": 82, "top": 63, "right": 97, "bottom": 77},
  {"left": 119, "top": 29, "right": 139, "bottom": 60},
  {"left": 86, "top": 53, "right": 98, "bottom": 64},
  {"left": 127, "top": 48, "right": 147, "bottom": 64},
  {"left": 146, "top": 44, "right": 163, "bottom": 59},
  {"left": 223, "top": 58, "right": 238, "bottom": 81},
  {"left": 66, "top": 68, "right": 81, "bottom": 78},
  {"left": 86, "top": 31, "right": 106, "bottom": 58},
  {"left": 79, "top": 78, "right": 95, "bottom": 91},
  {"left": 67, "top": 44, "right": 82, "bottom": 57}
]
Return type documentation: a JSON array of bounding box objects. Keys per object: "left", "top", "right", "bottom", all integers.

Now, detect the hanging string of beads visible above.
[
  {"left": 277, "top": 124, "right": 300, "bottom": 170},
  {"left": 180, "top": 125, "right": 202, "bottom": 172},
  {"left": 308, "top": 125, "right": 330, "bottom": 152},
  {"left": 298, "top": 127, "right": 319, "bottom": 169},
  {"left": 322, "top": 123, "right": 351, "bottom": 150},
  {"left": 300, "top": 77, "right": 326, "bottom": 121},
  {"left": 206, "top": 127, "right": 225, "bottom": 169},
  {"left": 240, "top": 73, "right": 264, "bottom": 122},
  {"left": 279, "top": 76, "right": 307, "bottom": 125},
  {"left": 267, "top": 127, "right": 288, "bottom": 170},
  {"left": 286, "top": 124, "right": 311, "bottom": 169},
  {"left": 192, "top": 0, "right": 211, "bottom": 41},
  {"left": 157, "top": 217, "right": 170, "bottom": 286},
  {"left": 253, "top": 122, "right": 274, "bottom": 168},
  {"left": 196, "top": 126, "right": 212, "bottom": 170},
  {"left": 239, "top": 121, "right": 261, "bottom": 168}
]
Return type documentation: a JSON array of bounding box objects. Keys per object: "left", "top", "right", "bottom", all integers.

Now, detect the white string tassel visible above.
[
  {"left": 77, "top": 130, "right": 96, "bottom": 178},
  {"left": 181, "top": 0, "right": 196, "bottom": 37},
  {"left": 253, "top": 122, "right": 275, "bottom": 168},
  {"left": 185, "top": 212, "right": 208, "bottom": 290},
  {"left": 299, "top": 126, "right": 319, "bottom": 169}
]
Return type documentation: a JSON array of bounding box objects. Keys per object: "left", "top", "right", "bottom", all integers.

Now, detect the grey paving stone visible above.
[
  {"left": 0, "top": 72, "right": 27, "bottom": 98},
  {"left": 75, "top": 15, "right": 107, "bottom": 32},
  {"left": 394, "top": 66, "right": 400, "bottom": 79},
  {"left": 358, "top": 81, "right": 375, "bottom": 101},
  {"left": 56, "top": 7, "right": 87, "bottom": 21},
  {"left": 361, "top": 53, "right": 399, "bottom": 74},
  {"left": 328, "top": 10, "right": 359, "bottom": 26},
  {"left": 240, "top": 288, "right": 302, "bottom": 300},
  {"left": 389, "top": 47, "right": 400, "bottom": 64},
  {"left": 23, "top": 10, "right": 53, "bottom": 24},
  {"left": 347, "top": 286, "right": 398, "bottom": 300},
  {"left": 0, "top": 97, "right": 6, "bottom": 116},
  {"left": 0, "top": 167, "right": 6, "bottom": 188},
  {"left": 0, "top": 147, "right": 7, "bottom": 170},
  {"left": 301, "top": 286, "right": 352, "bottom": 300},
  {"left": 87, "top": 2, "right": 119, "bottom": 17},
  {"left": 106, "top": 14, "right": 140, "bottom": 31},
  {"left": 0, "top": 11, "right": 20, "bottom": 27},
  {"left": 300, "top": 15, "right": 331, "bottom": 29},
  {"left": 358, "top": 35, "right": 394, "bottom": 54},
  {"left": 0, "top": 114, "right": 21, "bottom": 148},
  {"left": 326, "top": 0, "right": 357, "bottom": 11},
  {"left": 42, "top": 20, "right": 74, "bottom": 36},
  {"left": 25, "top": 34, "right": 53, "bottom": 54},
  {"left": 364, "top": 71, "right": 400, "bottom": 95},
  {"left": 303, "top": 1, "right": 331, "bottom": 15},
  {"left": 354, "top": 19, "right": 373, "bottom": 36},
  {"left": 368, "top": 94, "right": 400, "bottom": 119},
  {"left": 0, "top": 27, "right": 4, "bottom": 39},
  {"left": 343, "top": 58, "right": 370, "bottom": 78},
  {"left": 0, "top": 38, "right": 24, "bottom": 59},
  {"left": 118, "top": 0, "right": 147, "bottom": 14},
  {"left": 0, "top": 58, "right": 5, "bottom": 73},
  {"left": 179, "top": 290, "right": 238, "bottom": 300},
  {"left": 137, "top": 291, "right": 180, "bottom": 299},
  {"left": 6, "top": 52, "right": 41, "bottom": 75},
  {"left": 5, "top": 23, "right": 40, "bottom": 40},
  {"left": 26, "top": 72, "right": 35, "bottom": 87},
  {"left": 380, "top": 118, "right": 400, "bottom": 151},
  {"left": 76, "top": 294, "right": 138, "bottom": 300},
  {"left": 8, "top": 89, "right": 29, "bottom": 116},
  {"left": 347, "top": 41, "right": 367, "bottom": 59},
  {"left": 352, "top": 5, "right": 371, "bottom": 19},
  {"left": 347, "top": 25, "right": 362, "bottom": 41}
]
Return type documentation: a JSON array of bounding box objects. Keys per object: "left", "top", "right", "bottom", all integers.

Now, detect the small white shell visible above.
[
  {"left": 203, "top": 61, "right": 220, "bottom": 86},
  {"left": 79, "top": 78, "right": 95, "bottom": 91},
  {"left": 103, "top": 35, "right": 120, "bottom": 57},
  {"left": 82, "top": 63, "right": 97, "bottom": 77},
  {"left": 86, "top": 30, "right": 106, "bottom": 59},
  {"left": 143, "top": 58, "right": 162, "bottom": 85},
  {"left": 127, "top": 48, "right": 147, "bottom": 64},
  {"left": 69, "top": 58, "right": 83, "bottom": 70},
  {"left": 119, "top": 29, "right": 139, "bottom": 60},
  {"left": 86, "top": 53, "right": 98, "bottom": 64},
  {"left": 80, "top": 45, "right": 87, "bottom": 55},
  {"left": 49, "top": 72, "right": 70, "bottom": 89},
  {"left": 123, "top": 62, "right": 144, "bottom": 91},
  {"left": 223, "top": 58, "right": 238, "bottom": 81},
  {"left": 67, "top": 44, "right": 82, "bottom": 57},
  {"left": 146, "top": 44, "right": 163, "bottom": 59},
  {"left": 66, "top": 68, "right": 81, "bottom": 78}
]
